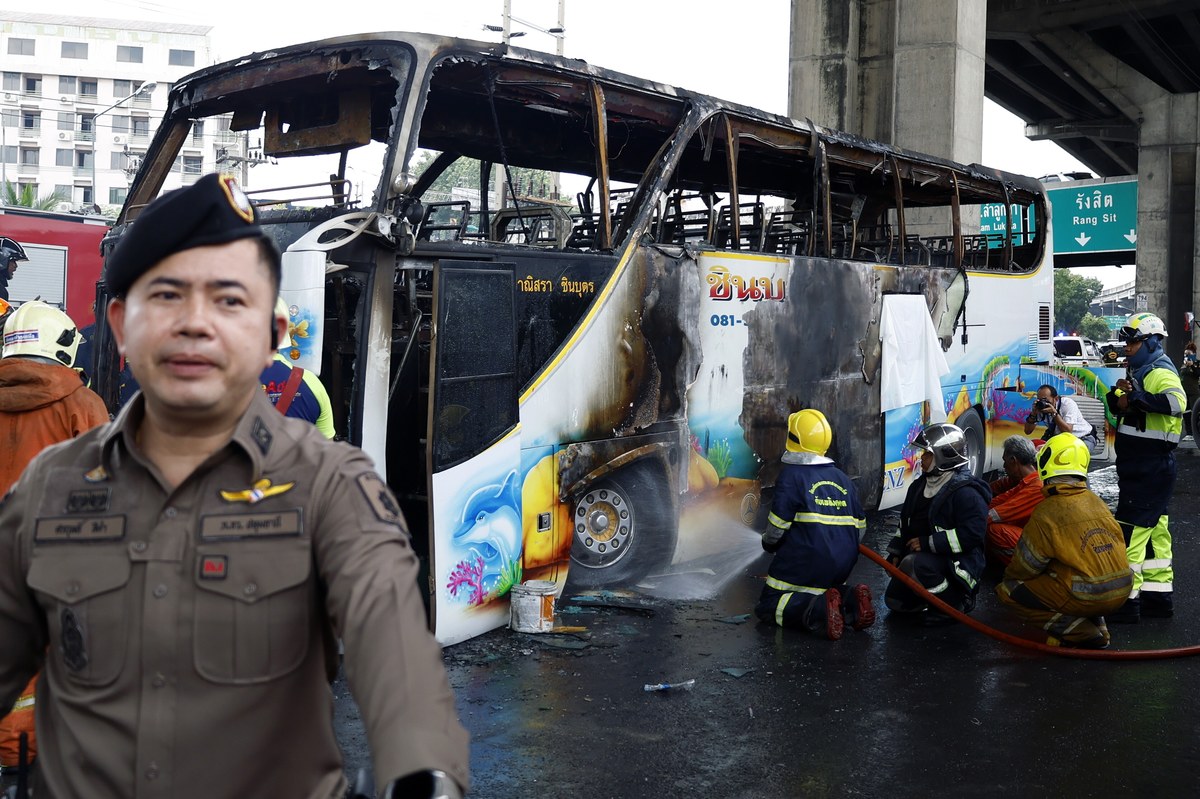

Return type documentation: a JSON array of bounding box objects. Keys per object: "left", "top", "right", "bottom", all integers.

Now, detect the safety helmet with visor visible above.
[
  {"left": 786, "top": 409, "right": 832, "bottom": 456},
  {"left": 1037, "top": 432, "right": 1090, "bottom": 481},
  {"left": 0, "top": 237, "right": 28, "bottom": 266},
  {"left": 1, "top": 301, "right": 81, "bottom": 366},
  {"left": 910, "top": 422, "right": 969, "bottom": 472},
  {"left": 1119, "top": 312, "right": 1167, "bottom": 342}
]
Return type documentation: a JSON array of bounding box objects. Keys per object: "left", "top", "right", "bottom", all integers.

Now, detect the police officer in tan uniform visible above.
[{"left": 0, "top": 174, "right": 469, "bottom": 799}]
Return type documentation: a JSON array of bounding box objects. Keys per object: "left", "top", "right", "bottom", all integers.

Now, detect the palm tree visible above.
[{"left": 1, "top": 181, "right": 69, "bottom": 210}]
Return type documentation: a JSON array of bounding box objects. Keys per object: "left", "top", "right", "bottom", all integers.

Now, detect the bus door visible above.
[{"left": 427, "top": 260, "right": 523, "bottom": 645}]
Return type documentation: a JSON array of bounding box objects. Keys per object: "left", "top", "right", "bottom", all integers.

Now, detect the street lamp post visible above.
[{"left": 89, "top": 80, "right": 156, "bottom": 210}]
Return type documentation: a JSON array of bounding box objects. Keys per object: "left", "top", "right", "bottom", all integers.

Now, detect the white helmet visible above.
[
  {"left": 2, "top": 301, "right": 81, "bottom": 366},
  {"left": 1120, "top": 312, "right": 1167, "bottom": 341}
]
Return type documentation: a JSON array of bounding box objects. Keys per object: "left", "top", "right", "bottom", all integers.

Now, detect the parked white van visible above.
[{"left": 1053, "top": 335, "right": 1103, "bottom": 365}]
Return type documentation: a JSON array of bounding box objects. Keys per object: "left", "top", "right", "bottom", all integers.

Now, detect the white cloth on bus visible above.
[{"left": 879, "top": 295, "right": 950, "bottom": 421}]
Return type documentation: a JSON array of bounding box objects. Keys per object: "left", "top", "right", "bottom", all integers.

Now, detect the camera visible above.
[{"left": 1035, "top": 398, "right": 1052, "bottom": 412}]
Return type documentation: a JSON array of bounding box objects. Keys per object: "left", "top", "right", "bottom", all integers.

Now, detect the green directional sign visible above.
[
  {"left": 978, "top": 202, "right": 1032, "bottom": 246},
  {"left": 1046, "top": 179, "right": 1137, "bottom": 255}
]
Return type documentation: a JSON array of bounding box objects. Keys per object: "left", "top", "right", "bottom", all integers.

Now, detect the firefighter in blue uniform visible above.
[
  {"left": 885, "top": 422, "right": 991, "bottom": 625},
  {"left": 753, "top": 409, "right": 874, "bottom": 640},
  {"left": 1106, "top": 312, "right": 1186, "bottom": 621}
]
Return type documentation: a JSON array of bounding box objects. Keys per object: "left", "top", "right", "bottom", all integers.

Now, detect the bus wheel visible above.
[
  {"left": 957, "top": 409, "right": 986, "bottom": 479},
  {"left": 567, "top": 461, "right": 672, "bottom": 588}
]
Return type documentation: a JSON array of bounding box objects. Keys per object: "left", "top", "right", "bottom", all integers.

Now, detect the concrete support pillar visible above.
[
  {"left": 1136, "top": 91, "right": 1199, "bottom": 357},
  {"left": 789, "top": 0, "right": 985, "bottom": 165}
]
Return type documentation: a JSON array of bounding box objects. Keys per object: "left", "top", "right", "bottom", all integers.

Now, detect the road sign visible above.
[
  {"left": 1045, "top": 179, "right": 1137, "bottom": 255},
  {"left": 978, "top": 202, "right": 1033, "bottom": 248}
]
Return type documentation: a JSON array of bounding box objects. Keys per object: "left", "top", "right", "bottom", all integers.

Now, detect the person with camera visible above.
[{"left": 1023, "top": 384, "right": 1094, "bottom": 444}]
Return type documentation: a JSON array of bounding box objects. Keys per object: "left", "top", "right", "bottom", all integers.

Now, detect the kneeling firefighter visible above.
[
  {"left": 885, "top": 422, "right": 991, "bottom": 625},
  {"left": 753, "top": 409, "right": 875, "bottom": 640}
]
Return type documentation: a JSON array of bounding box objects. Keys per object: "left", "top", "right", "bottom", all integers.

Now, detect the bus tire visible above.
[
  {"left": 957, "top": 409, "right": 986, "bottom": 479},
  {"left": 566, "top": 460, "right": 675, "bottom": 589}
]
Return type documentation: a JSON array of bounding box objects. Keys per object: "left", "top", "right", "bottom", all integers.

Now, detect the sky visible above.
[{"left": 22, "top": 0, "right": 1129, "bottom": 286}]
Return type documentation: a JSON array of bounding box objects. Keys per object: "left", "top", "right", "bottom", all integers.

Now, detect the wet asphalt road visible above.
[{"left": 336, "top": 445, "right": 1200, "bottom": 798}]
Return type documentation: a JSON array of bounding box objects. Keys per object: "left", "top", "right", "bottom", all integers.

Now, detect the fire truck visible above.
[{"left": 0, "top": 205, "right": 109, "bottom": 326}]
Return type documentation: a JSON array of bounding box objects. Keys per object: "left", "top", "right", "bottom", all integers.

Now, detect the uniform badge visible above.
[
  {"left": 67, "top": 488, "right": 111, "bottom": 514},
  {"left": 356, "top": 472, "right": 403, "bottom": 526},
  {"left": 219, "top": 478, "right": 295, "bottom": 504},
  {"left": 199, "top": 555, "right": 228, "bottom": 580},
  {"left": 250, "top": 417, "right": 273, "bottom": 455},
  {"left": 83, "top": 465, "right": 109, "bottom": 483}
]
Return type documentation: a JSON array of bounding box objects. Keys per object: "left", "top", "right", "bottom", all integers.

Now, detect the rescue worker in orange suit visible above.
[
  {"left": 996, "top": 433, "right": 1132, "bottom": 649},
  {"left": 0, "top": 301, "right": 108, "bottom": 785},
  {"left": 0, "top": 237, "right": 27, "bottom": 303},
  {"left": 754, "top": 409, "right": 874, "bottom": 640},
  {"left": 0, "top": 174, "right": 468, "bottom": 798},
  {"left": 885, "top": 422, "right": 991, "bottom": 625},
  {"left": 260, "top": 297, "right": 335, "bottom": 438},
  {"left": 985, "top": 436, "right": 1044, "bottom": 567},
  {"left": 1105, "top": 312, "right": 1186, "bottom": 622}
]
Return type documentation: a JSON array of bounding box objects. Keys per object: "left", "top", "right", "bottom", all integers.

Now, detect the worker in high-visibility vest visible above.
[{"left": 1106, "top": 312, "right": 1186, "bottom": 622}]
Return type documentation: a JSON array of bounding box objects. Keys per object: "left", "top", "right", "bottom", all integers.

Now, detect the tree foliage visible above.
[
  {"left": 1077, "top": 313, "right": 1112, "bottom": 341},
  {"left": 2, "top": 181, "right": 68, "bottom": 211},
  {"left": 1054, "top": 269, "right": 1104, "bottom": 335},
  {"left": 411, "top": 151, "right": 559, "bottom": 203}
]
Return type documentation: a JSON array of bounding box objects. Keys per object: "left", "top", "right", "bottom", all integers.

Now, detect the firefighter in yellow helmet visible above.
[
  {"left": 753, "top": 409, "right": 874, "bottom": 639},
  {"left": 0, "top": 300, "right": 108, "bottom": 779},
  {"left": 1106, "top": 311, "right": 1186, "bottom": 621},
  {"left": 996, "top": 433, "right": 1132, "bottom": 648}
]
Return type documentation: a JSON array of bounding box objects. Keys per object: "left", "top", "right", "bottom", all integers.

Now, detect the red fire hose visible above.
[{"left": 858, "top": 544, "right": 1200, "bottom": 660}]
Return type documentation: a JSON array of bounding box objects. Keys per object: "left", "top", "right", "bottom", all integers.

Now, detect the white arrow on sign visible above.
[
  {"left": 1125, "top": 230, "right": 1137, "bottom": 244},
  {"left": 1075, "top": 232, "right": 1091, "bottom": 247}
]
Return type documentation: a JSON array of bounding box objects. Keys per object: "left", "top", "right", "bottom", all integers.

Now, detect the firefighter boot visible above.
[
  {"left": 1141, "top": 592, "right": 1174, "bottom": 618},
  {"left": 841, "top": 584, "right": 876, "bottom": 631},
  {"left": 1108, "top": 597, "right": 1140, "bottom": 624},
  {"left": 820, "top": 588, "right": 844, "bottom": 641}
]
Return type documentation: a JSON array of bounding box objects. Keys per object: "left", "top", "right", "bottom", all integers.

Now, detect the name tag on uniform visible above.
[
  {"left": 35, "top": 515, "right": 127, "bottom": 543},
  {"left": 200, "top": 509, "right": 303, "bottom": 540}
]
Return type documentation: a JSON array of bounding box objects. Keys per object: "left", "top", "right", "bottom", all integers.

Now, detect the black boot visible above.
[
  {"left": 1141, "top": 592, "right": 1174, "bottom": 618},
  {"left": 1108, "top": 597, "right": 1141, "bottom": 623}
]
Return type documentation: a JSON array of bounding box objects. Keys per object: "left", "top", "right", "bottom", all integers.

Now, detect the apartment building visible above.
[{"left": 0, "top": 11, "right": 223, "bottom": 213}]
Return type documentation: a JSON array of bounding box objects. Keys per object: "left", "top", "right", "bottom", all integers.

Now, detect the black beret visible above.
[{"left": 105, "top": 173, "right": 276, "bottom": 296}]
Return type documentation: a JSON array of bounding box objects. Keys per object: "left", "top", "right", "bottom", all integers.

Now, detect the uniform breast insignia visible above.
[
  {"left": 35, "top": 516, "right": 126, "bottom": 543},
  {"left": 83, "top": 465, "right": 108, "bottom": 483},
  {"left": 250, "top": 417, "right": 273, "bottom": 455},
  {"left": 356, "top": 472, "right": 403, "bottom": 526},
  {"left": 60, "top": 607, "right": 88, "bottom": 672},
  {"left": 199, "top": 555, "right": 228, "bottom": 580},
  {"left": 200, "top": 509, "right": 302, "bottom": 540},
  {"left": 219, "top": 478, "right": 295, "bottom": 504},
  {"left": 66, "top": 488, "right": 111, "bottom": 514}
]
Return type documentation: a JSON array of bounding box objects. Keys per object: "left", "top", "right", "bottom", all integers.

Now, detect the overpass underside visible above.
[{"left": 789, "top": 0, "right": 1200, "bottom": 355}]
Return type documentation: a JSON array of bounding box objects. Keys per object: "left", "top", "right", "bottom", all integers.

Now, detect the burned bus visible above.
[{"left": 93, "top": 32, "right": 1113, "bottom": 644}]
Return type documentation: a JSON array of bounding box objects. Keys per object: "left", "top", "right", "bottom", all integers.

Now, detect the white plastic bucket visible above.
[{"left": 509, "top": 580, "right": 558, "bottom": 633}]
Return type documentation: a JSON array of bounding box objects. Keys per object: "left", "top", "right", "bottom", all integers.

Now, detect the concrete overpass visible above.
[{"left": 789, "top": 0, "right": 1200, "bottom": 355}]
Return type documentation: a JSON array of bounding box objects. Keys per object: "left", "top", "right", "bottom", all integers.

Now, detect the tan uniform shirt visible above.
[{"left": 0, "top": 391, "right": 469, "bottom": 798}]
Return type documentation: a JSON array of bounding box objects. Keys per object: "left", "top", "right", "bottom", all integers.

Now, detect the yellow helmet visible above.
[
  {"left": 2, "top": 301, "right": 80, "bottom": 366},
  {"left": 786, "top": 409, "right": 832, "bottom": 456},
  {"left": 1037, "top": 432, "right": 1090, "bottom": 480}
]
